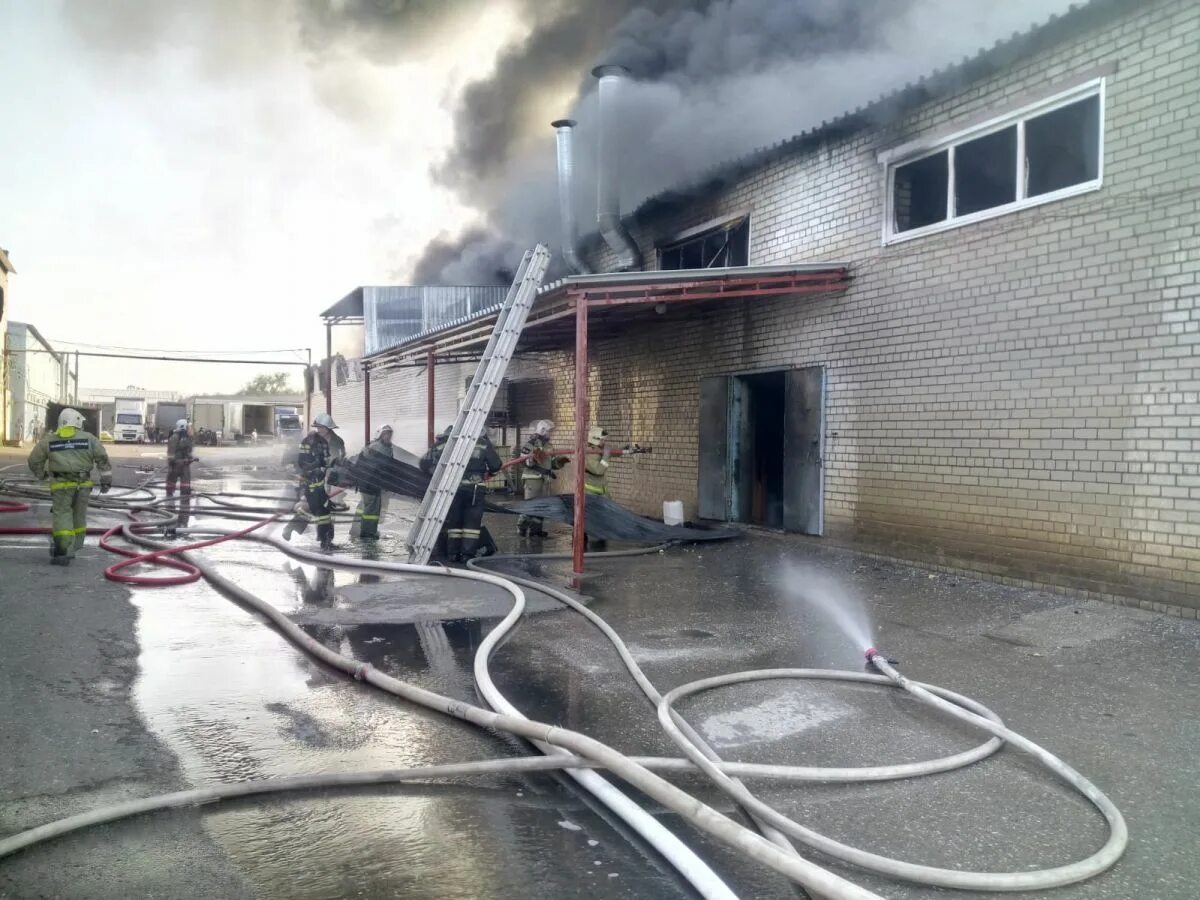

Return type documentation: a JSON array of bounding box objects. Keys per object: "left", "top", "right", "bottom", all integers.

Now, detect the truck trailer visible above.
[{"left": 154, "top": 401, "right": 188, "bottom": 436}]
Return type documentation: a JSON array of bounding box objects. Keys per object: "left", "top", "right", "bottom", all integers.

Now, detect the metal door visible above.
[
  {"left": 697, "top": 376, "right": 730, "bottom": 520},
  {"left": 783, "top": 366, "right": 825, "bottom": 534}
]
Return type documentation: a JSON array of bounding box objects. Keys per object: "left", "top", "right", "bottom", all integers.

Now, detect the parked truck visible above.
[
  {"left": 274, "top": 406, "right": 302, "bottom": 438},
  {"left": 113, "top": 397, "right": 148, "bottom": 443}
]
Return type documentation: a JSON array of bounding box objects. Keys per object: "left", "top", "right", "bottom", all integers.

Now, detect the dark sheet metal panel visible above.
[
  {"left": 697, "top": 376, "right": 730, "bottom": 520},
  {"left": 783, "top": 366, "right": 824, "bottom": 535}
]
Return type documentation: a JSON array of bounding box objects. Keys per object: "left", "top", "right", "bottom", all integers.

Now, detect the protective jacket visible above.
[
  {"left": 421, "top": 435, "right": 502, "bottom": 487},
  {"left": 519, "top": 434, "right": 566, "bottom": 482},
  {"left": 167, "top": 431, "right": 194, "bottom": 464},
  {"left": 584, "top": 452, "right": 609, "bottom": 495},
  {"left": 297, "top": 432, "right": 333, "bottom": 484},
  {"left": 28, "top": 427, "right": 112, "bottom": 487},
  {"left": 360, "top": 439, "right": 394, "bottom": 495}
]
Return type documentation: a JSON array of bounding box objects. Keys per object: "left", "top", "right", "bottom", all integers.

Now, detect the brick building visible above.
[{"left": 329, "top": 0, "right": 1200, "bottom": 611}]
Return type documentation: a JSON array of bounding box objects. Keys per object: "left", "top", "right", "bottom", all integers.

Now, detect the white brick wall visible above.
[{"left": 335, "top": 0, "right": 1200, "bottom": 609}]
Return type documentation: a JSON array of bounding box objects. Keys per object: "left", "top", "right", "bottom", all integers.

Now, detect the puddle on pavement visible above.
[{"left": 130, "top": 476, "right": 692, "bottom": 899}]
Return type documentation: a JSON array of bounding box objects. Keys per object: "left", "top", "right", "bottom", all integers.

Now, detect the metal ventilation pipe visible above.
[
  {"left": 551, "top": 119, "right": 591, "bottom": 275},
  {"left": 591, "top": 65, "right": 643, "bottom": 271}
]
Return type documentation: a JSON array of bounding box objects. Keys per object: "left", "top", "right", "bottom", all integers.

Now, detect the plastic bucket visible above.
[{"left": 663, "top": 500, "right": 685, "bottom": 526}]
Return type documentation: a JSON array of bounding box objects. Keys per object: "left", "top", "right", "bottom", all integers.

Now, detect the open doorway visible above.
[
  {"left": 698, "top": 366, "right": 825, "bottom": 534},
  {"left": 730, "top": 372, "right": 786, "bottom": 527}
]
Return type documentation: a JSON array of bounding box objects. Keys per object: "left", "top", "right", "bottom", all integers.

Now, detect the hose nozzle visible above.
[{"left": 864, "top": 648, "right": 899, "bottom": 670}]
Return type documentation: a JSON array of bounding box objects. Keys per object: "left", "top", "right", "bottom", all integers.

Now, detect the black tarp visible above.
[
  {"left": 493, "top": 494, "right": 737, "bottom": 543},
  {"left": 342, "top": 453, "right": 737, "bottom": 543}
]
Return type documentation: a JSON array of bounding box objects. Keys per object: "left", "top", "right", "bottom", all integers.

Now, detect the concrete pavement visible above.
[{"left": 1, "top": 444, "right": 1198, "bottom": 899}]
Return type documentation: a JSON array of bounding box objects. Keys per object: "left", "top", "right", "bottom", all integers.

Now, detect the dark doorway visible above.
[
  {"left": 697, "top": 366, "right": 824, "bottom": 534},
  {"left": 730, "top": 372, "right": 786, "bottom": 527}
]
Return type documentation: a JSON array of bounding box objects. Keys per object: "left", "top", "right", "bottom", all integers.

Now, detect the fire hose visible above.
[
  {"left": 0, "top": 469, "right": 1128, "bottom": 897},
  {"left": 500, "top": 444, "right": 651, "bottom": 472}
]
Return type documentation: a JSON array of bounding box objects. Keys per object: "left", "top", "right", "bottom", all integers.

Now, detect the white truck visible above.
[{"left": 113, "top": 397, "right": 148, "bottom": 443}]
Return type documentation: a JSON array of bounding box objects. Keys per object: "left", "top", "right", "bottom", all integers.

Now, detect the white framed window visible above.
[{"left": 881, "top": 78, "right": 1105, "bottom": 245}]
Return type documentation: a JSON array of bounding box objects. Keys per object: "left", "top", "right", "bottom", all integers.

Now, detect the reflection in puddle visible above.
[{"left": 130, "top": 480, "right": 688, "bottom": 899}]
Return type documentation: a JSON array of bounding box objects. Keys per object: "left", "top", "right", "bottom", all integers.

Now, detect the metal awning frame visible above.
[
  {"left": 366, "top": 266, "right": 850, "bottom": 372},
  {"left": 340, "top": 264, "right": 851, "bottom": 575}
]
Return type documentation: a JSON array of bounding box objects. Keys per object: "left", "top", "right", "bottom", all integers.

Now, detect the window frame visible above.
[
  {"left": 656, "top": 212, "right": 752, "bottom": 271},
  {"left": 880, "top": 77, "right": 1106, "bottom": 246}
]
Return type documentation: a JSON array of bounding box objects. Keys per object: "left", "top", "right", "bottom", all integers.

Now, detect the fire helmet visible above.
[
  {"left": 58, "top": 408, "right": 86, "bottom": 430},
  {"left": 313, "top": 413, "right": 338, "bottom": 430}
]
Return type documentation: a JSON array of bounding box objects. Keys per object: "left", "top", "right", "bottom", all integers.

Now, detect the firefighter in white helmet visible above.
[
  {"left": 582, "top": 426, "right": 610, "bottom": 551},
  {"left": 516, "top": 420, "right": 567, "bottom": 537},
  {"left": 355, "top": 424, "right": 394, "bottom": 539},
  {"left": 285, "top": 412, "right": 339, "bottom": 550},
  {"left": 27, "top": 408, "right": 112, "bottom": 565},
  {"left": 163, "top": 418, "right": 196, "bottom": 538}
]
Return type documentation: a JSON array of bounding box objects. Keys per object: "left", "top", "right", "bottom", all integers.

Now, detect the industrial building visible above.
[
  {"left": 326, "top": 0, "right": 1199, "bottom": 611},
  {"left": 2, "top": 321, "right": 74, "bottom": 446}
]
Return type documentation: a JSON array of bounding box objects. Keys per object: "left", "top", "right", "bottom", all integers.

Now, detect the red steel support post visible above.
[
  {"left": 325, "top": 324, "right": 333, "bottom": 415},
  {"left": 426, "top": 351, "right": 436, "bottom": 448},
  {"left": 572, "top": 295, "right": 589, "bottom": 575},
  {"left": 363, "top": 362, "right": 371, "bottom": 447}
]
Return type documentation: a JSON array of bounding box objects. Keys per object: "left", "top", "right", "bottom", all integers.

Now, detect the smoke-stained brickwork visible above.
[
  {"left": 579, "top": 0, "right": 1200, "bottom": 610},
  {"left": 339, "top": 0, "right": 1200, "bottom": 611}
]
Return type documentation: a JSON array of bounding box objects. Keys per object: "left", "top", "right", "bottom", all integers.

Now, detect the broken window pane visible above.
[
  {"left": 893, "top": 151, "right": 948, "bottom": 232},
  {"left": 659, "top": 218, "right": 750, "bottom": 270},
  {"left": 955, "top": 125, "right": 1017, "bottom": 216},
  {"left": 1025, "top": 94, "right": 1101, "bottom": 197}
]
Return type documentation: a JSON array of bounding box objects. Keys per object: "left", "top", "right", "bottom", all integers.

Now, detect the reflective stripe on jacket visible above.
[
  {"left": 27, "top": 427, "right": 112, "bottom": 484},
  {"left": 584, "top": 452, "right": 609, "bottom": 495}
]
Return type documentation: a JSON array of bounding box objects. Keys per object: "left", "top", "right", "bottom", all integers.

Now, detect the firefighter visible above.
[
  {"left": 27, "top": 408, "right": 112, "bottom": 566},
  {"left": 285, "top": 412, "right": 339, "bottom": 550},
  {"left": 516, "top": 419, "right": 566, "bottom": 537},
  {"left": 419, "top": 425, "right": 452, "bottom": 475},
  {"left": 325, "top": 420, "right": 349, "bottom": 511},
  {"left": 356, "top": 423, "right": 394, "bottom": 539},
  {"left": 583, "top": 426, "right": 611, "bottom": 552},
  {"left": 420, "top": 427, "right": 502, "bottom": 562},
  {"left": 164, "top": 418, "right": 196, "bottom": 539}
]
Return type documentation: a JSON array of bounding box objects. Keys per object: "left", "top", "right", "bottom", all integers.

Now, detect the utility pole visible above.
[
  {"left": 72, "top": 351, "right": 79, "bottom": 403},
  {"left": 325, "top": 323, "right": 333, "bottom": 416},
  {"left": 305, "top": 348, "right": 312, "bottom": 428}
]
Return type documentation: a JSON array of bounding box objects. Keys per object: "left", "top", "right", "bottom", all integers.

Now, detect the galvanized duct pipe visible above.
[
  {"left": 551, "top": 119, "right": 591, "bottom": 275},
  {"left": 591, "top": 65, "right": 643, "bottom": 271}
]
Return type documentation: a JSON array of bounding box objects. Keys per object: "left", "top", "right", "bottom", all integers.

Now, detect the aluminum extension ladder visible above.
[{"left": 405, "top": 244, "right": 551, "bottom": 564}]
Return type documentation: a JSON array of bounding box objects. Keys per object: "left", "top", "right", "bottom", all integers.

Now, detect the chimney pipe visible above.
[
  {"left": 551, "top": 119, "right": 591, "bottom": 275},
  {"left": 591, "top": 64, "right": 643, "bottom": 271}
]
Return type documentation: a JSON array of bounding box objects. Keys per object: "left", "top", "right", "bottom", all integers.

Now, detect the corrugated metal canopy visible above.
[{"left": 366, "top": 263, "right": 850, "bottom": 369}]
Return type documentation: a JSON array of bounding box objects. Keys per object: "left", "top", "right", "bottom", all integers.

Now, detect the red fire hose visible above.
[
  {"left": 100, "top": 516, "right": 279, "bottom": 586},
  {"left": 0, "top": 484, "right": 281, "bottom": 587}
]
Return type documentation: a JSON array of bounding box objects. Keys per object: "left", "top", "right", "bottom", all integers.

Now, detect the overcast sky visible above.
[
  {"left": 0, "top": 0, "right": 522, "bottom": 394},
  {"left": 1, "top": 0, "right": 1077, "bottom": 398}
]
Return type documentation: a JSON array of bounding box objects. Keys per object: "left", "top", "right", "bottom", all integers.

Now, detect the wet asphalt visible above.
[{"left": 1, "top": 445, "right": 1198, "bottom": 899}]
